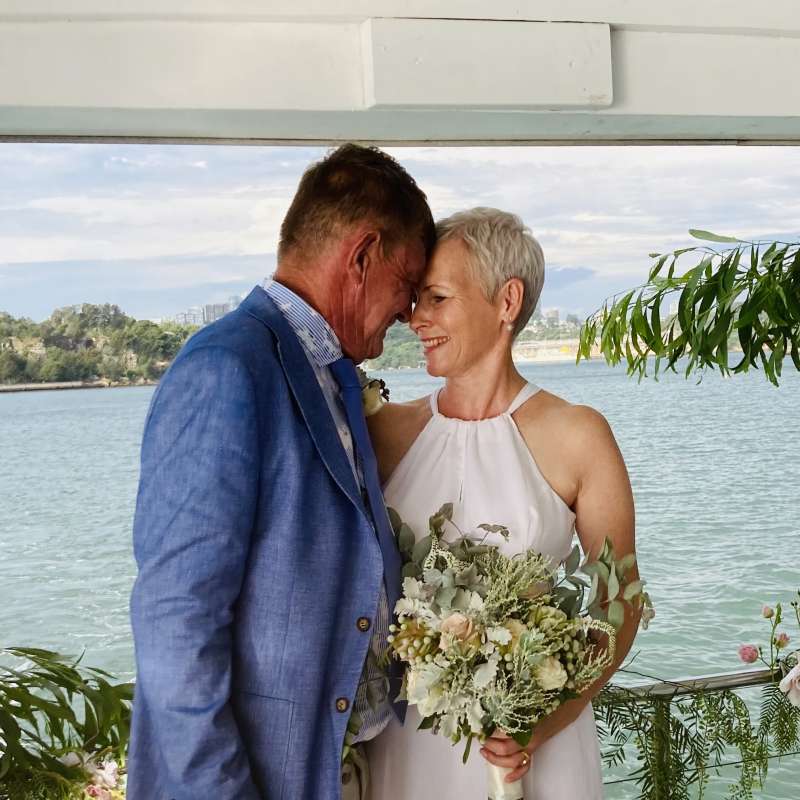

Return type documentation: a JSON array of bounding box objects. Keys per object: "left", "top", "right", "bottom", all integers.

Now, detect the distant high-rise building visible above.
[
  {"left": 544, "top": 308, "right": 560, "bottom": 326},
  {"left": 228, "top": 294, "right": 242, "bottom": 311},
  {"left": 204, "top": 303, "right": 230, "bottom": 324},
  {"left": 185, "top": 307, "right": 204, "bottom": 326}
]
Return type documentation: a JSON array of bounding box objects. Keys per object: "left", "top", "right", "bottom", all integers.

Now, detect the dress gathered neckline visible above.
[{"left": 429, "top": 381, "right": 539, "bottom": 422}]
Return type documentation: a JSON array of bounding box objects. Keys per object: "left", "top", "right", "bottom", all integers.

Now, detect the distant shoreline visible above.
[{"left": 0, "top": 380, "right": 157, "bottom": 394}]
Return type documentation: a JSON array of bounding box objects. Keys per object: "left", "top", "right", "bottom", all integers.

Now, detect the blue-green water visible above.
[{"left": 0, "top": 360, "right": 798, "bottom": 797}]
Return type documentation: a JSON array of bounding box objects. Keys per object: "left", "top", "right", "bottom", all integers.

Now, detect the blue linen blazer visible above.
[{"left": 128, "top": 286, "right": 394, "bottom": 800}]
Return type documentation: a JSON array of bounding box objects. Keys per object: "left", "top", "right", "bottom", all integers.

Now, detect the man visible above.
[{"left": 128, "top": 144, "right": 435, "bottom": 799}]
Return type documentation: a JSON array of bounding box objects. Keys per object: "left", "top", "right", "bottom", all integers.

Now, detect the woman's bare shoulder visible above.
[
  {"left": 514, "top": 389, "right": 614, "bottom": 450},
  {"left": 368, "top": 396, "right": 433, "bottom": 483}
]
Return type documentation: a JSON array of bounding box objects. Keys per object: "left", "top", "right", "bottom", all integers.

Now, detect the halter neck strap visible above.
[
  {"left": 430, "top": 382, "right": 540, "bottom": 418},
  {"left": 506, "top": 382, "right": 540, "bottom": 414}
]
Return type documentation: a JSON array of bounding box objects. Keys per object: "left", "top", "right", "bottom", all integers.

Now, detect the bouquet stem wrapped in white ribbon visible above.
[
  {"left": 386, "top": 504, "right": 652, "bottom": 799},
  {"left": 486, "top": 763, "right": 524, "bottom": 800}
]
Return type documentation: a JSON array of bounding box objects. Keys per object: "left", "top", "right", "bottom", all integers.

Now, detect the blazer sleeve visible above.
[{"left": 130, "top": 345, "right": 263, "bottom": 799}]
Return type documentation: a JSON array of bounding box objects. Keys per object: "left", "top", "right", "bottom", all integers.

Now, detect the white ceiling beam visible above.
[{"left": 1, "top": 1, "right": 799, "bottom": 36}]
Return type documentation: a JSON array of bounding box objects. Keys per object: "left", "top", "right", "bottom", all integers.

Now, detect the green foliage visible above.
[
  {"left": 368, "top": 323, "right": 423, "bottom": 369},
  {"left": 0, "top": 648, "right": 133, "bottom": 797},
  {"left": 597, "top": 588, "right": 800, "bottom": 799},
  {"left": 0, "top": 304, "right": 197, "bottom": 386},
  {"left": 595, "top": 677, "right": 800, "bottom": 800},
  {"left": 578, "top": 231, "right": 800, "bottom": 386},
  {"left": 0, "top": 350, "right": 26, "bottom": 382}
]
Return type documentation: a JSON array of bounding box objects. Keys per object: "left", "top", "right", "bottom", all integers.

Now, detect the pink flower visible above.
[
  {"left": 738, "top": 644, "right": 759, "bottom": 663},
  {"left": 779, "top": 661, "right": 800, "bottom": 707},
  {"left": 762, "top": 605, "right": 774, "bottom": 619},
  {"left": 775, "top": 632, "right": 790, "bottom": 650},
  {"left": 85, "top": 786, "right": 112, "bottom": 800}
]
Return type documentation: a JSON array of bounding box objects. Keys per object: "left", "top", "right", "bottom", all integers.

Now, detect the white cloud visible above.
[
  {"left": 2, "top": 143, "right": 800, "bottom": 319},
  {"left": 5, "top": 190, "right": 291, "bottom": 263}
]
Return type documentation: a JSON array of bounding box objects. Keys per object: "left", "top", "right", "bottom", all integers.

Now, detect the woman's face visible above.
[{"left": 410, "top": 238, "right": 509, "bottom": 378}]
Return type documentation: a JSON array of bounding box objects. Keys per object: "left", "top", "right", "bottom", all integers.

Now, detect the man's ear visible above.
[{"left": 347, "top": 230, "right": 382, "bottom": 286}]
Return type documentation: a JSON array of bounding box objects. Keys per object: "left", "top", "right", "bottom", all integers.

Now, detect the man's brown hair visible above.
[{"left": 278, "top": 144, "right": 436, "bottom": 262}]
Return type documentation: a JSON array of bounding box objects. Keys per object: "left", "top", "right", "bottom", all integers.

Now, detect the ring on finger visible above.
[{"left": 520, "top": 752, "right": 530, "bottom": 768}]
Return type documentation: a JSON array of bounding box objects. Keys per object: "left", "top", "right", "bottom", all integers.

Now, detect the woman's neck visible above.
[{"left": 437, "top": 353, "right": 526, "bottom": 421}]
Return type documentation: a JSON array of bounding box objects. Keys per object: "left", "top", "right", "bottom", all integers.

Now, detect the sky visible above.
[{"left": 1, "top": 143, "right": 800, "bottom": 322}]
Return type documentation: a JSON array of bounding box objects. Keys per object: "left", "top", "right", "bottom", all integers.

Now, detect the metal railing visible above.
[
  {"left": 601, "top": 667, "right": 799, "bottom": 790},
  {"left": 617, "top": 666, "right": 774, "bottom": 697}
]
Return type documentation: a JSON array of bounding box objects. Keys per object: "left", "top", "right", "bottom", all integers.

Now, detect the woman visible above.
[{"left": 366, "top": 208, "right": 640, "bottom": 798}]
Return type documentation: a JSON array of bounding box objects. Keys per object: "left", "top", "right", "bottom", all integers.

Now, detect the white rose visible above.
[
  {"left": 779, "top": 661, "right": 800, "bottom": 708},
  {"left": 535, "top": 656, "right": 568, "bottom": 691},
  {"left": 417, "top": 685, "right": 446, "bottom": 718}
]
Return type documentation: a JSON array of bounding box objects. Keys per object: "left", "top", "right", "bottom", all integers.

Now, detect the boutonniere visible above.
[{"left": 356, "top": 366, "right": 390, "bottom": 417}]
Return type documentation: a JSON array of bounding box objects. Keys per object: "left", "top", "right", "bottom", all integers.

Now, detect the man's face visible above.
[{"left": 337, "top": 235, "right": 427, "bottom": 363}]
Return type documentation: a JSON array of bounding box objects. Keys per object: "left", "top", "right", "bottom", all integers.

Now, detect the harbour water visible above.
[{"left": 0, "top": 359, "right": 797, "bottom": 796}]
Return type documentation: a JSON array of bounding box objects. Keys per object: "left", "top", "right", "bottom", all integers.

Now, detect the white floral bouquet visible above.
[{"left": 386, "top": 504, "right": 650, "bottom": 800}]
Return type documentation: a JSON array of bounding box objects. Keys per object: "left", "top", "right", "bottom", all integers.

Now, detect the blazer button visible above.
[
  {"left": 336, "top": 697, "right": 350, "bottom": 713},
  {"left": 356, "top": 617, "right": 371, "bottom": 632}
]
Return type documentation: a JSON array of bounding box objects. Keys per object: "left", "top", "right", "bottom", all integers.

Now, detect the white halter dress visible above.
[{"left": 366, "top": 382, "right": 604, "bottom": 799}]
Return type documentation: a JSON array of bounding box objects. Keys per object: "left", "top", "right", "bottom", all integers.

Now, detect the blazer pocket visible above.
[{"left": 232, "top": 691, "right": 295, "bottom": 799}]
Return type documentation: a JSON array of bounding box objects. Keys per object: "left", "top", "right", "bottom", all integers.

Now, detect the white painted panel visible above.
[
  {"left": 611, "top": 30, "right": 800, "bottom": 115},
  {"left": 0, "top": 21, "right": 362, "bottom": 110},
  {"left": 362, "top": 19, "right": 612, "bottom": 109}
]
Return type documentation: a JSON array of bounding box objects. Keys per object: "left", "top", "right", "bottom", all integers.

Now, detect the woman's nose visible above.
[{"left": 410, "top": 300, "right": 427, "bottom": 333}]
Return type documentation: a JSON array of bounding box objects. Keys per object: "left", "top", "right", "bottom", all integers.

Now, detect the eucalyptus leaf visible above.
[
  {"left": 397, "top": 524, "right": 416, "bottom": 557},
  {"left": 412, "top": 535, "right": 433, "bottom": 564},
  {"left": 564, "top": 544, "right": 580, "bottom": 575},
  {"left": 402, "top": 562, "right": 421, "bottom": 579},
  {"left": 608, "top": 600, "right": 626, "bottom": 630},
  {"left": 623, "top": 579, "right": 644, "bottom": 601},
  {"left": 607, "top": 568, "right": 620, "bottom": 602},
  {"left": 436, "top": 586, "right": 458, "bottom": 608}
]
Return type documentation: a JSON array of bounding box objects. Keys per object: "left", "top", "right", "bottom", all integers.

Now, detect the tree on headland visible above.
[
  {"left": 0, "top": 304, "right": 198, "bottom": 386},
  {"left": 0, "top": 349, "right": 26, "bottom": 382}
]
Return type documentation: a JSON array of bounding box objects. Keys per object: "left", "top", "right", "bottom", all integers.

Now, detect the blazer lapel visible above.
[{"left": 240, "top": 286, "right": 364, "bottom": 514}]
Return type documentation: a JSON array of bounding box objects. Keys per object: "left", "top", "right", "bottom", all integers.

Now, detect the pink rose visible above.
[
  {"left": 439, "top": 612, "right": 475, "bottom": 641},
  {"left": 738, "top": 644, "right": 759, "bottom": 663},
  {"left": 762, "top": 605, "right": 774, "bottom": 619},
  {"left": 779, "top": 661, "right": 800, "bottom": 707},
  {"left": 775, "top": 632, "right": 790, "bottom": 650},
  {"left": 85, "top": 786, "right": 112, "bottom": 800}
]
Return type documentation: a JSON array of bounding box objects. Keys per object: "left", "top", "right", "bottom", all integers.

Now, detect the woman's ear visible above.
[{"left": 500, "top": 277, "right": 525, "bottom": 327}]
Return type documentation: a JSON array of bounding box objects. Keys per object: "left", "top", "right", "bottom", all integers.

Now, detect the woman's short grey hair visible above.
[{"left": 436, "top": 207, "right": 545, "bottom": 336}]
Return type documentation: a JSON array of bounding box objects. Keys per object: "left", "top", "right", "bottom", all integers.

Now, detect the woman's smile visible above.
[{"left": 421, "top": 335, "right": 451, "bottom": 353}]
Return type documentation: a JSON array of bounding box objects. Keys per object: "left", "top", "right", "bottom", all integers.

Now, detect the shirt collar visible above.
[{"left": 264, "top": 279, "right": 343, "bottom": 367}]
